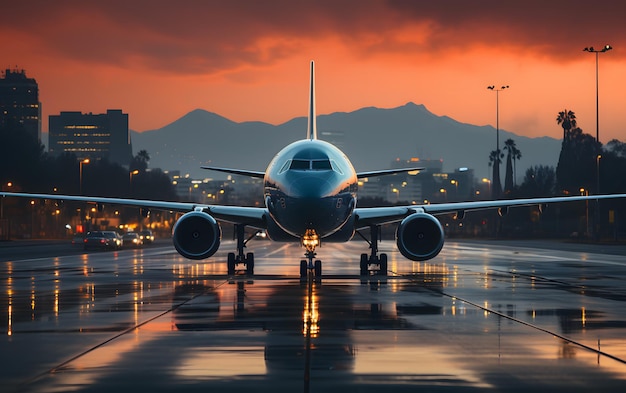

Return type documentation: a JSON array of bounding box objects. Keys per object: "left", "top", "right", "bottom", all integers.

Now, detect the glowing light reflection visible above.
[{"left": 303, "top": 285, "right": 319, "bottom": 337}]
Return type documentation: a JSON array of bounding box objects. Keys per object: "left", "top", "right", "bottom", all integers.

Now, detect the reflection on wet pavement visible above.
[{"left": 1, "top": 240, "right": 626, "bottom": 391}]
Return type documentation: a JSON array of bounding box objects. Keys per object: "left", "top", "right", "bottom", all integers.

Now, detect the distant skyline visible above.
[{"left": 3, "top": 1, "right": 626, "bottom": 143}]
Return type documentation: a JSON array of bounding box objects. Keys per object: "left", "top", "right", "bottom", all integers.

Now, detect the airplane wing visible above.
[
  {"left": 354, "top": 194, "right": 626, "bottom": 228},
  {"left": 200, "top": 166, "right": 426, "bottom": 179},
  {"left": 356, "top": 167, "right": 424, "bottom": 178},
  {"left": 0, "top": 192, "right": 268, "bottom": 228},
  {"left": 201, "top": 166, "right": 266, "bottom": 179}
]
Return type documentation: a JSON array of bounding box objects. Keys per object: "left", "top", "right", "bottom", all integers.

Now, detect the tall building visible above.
[
  {"left": 48, "top": 110, "right": 132, "bottom": 166},
  {"left": 0, "top": 68, "right": 41, "bottom": 141}
]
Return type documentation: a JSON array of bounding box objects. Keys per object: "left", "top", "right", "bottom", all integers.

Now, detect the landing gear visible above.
[
  {"left": 300, "top": 251, "right": 323, "bottom": 282},
  {"left": 300, "top": 229, "right": 322, "bottom": 281},
  {"left": 357, "top": 225, "right": 388, "bottom": 276},
  {"left": 227, "top": 224, "right": 256, "bottom": 275}
]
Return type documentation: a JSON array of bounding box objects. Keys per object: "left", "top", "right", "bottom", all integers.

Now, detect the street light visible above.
[
  {"left": 481, "top": 178, "right": 491, "bottom": 199},
  {"left": 130, "top": 169, "right": 139, "bottom": 194},
  {"left": 584, "top": 44, "right": 612, "bottom": 238},
  {"left": 580, "top": 188, "right": 590, "bottom": 237},
  {"left": 1, "top": 182, "right": 12, "bottom": 221},
  {"left": 79, "top": 159, "right": 90, "bottom": 195},
  {"left": 450, "top": 179, "right": 458, "bottom": 199},
  {"left": 583, "top": 44, "right": 612, "bottom": 152},
  {"left": 487, "top": 85, "right": 509, "bottom": 154},
  {"left": 487, "top": 85, "right": 509, "bottom": 198}
]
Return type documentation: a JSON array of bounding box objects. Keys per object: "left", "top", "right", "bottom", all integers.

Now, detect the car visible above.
[
  {"left": 122, "top": 232, "right": 143, "bottom": 248},
  {"left": 139, "top": 229, "right": 155, "bottom": 244},
  {"left": 84, "top": 231, "right": 119, "bottom": 250},
  {"left": 102, "top": 231, "right": 123, "bottom": 249},
  {"left": 255, "top": 230, "right": 268, "bottom": 240},
  {"left": 71, "top": 234, "right": 85, "bottom": 246}
]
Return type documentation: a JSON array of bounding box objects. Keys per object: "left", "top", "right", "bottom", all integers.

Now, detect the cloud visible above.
[{"left": 3, "top": 1, "right": 624, "bottom": 76}]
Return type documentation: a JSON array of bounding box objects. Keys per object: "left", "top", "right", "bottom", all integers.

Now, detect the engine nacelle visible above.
[
  {"left": 172, "top": 211, "right": 221, "bottom": 260},
  {"left": 396, "top": 212, "right": 445, "bottom": 261}
]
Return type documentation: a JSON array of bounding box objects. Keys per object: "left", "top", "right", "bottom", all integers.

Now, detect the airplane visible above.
[{"left": 2, "top": 61, "right": 626, "bottom": 279}]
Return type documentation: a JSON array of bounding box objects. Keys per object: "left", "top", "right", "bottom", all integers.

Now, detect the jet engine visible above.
[
  {"left": 172, "top": 211, "right": 221, "bottom": 260},
  {"left": 396, "top": 212, "right": 445, "bottom": 261}
]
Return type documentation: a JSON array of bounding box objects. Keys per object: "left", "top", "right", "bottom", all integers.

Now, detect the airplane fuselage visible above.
[{"left": 264, "top": 139, "right": 358, "bottom": 239}]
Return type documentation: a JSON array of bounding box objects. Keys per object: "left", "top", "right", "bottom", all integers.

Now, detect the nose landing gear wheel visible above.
[
  {"left": 300, "top": 252, "right": 322, "bottom": 282},
  {"left": 314, "top": 259, "right": 322, "bottom": 278}
]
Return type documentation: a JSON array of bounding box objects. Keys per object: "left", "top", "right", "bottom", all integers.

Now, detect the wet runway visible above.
[{"left": 2, "top": 238, "right": 626, "bottom": 392}]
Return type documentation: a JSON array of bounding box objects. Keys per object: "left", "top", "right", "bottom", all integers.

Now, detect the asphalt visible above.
[{"left": 1, "top": 237, "right": 626, "bottom": 392}]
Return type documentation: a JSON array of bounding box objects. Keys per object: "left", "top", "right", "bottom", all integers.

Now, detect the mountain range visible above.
[{"left": 130, "top": 102, "right": 561, "bottom": 181}]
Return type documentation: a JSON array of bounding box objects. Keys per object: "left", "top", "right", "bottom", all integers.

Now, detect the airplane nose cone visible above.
[{"left": 288, "top": 175, "right": 333, "bottom": 198}]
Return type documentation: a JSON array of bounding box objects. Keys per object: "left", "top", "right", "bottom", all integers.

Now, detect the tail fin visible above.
[{"left": 307, "top": 61, "right": 317, "bottom": 140}]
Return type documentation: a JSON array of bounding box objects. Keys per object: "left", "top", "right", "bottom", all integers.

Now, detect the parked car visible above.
[
  {"left": 139, "top": 229, "right": 155, "bottom": 244},
  {"left": 84, "top": 231, "right": 119, "bottom": 250},
  {"left": 122, "top": 232, "right": 143, "bottom": 248}
]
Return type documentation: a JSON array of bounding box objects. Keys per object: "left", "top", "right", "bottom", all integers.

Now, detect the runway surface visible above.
[{"left": 2, "top": 237, "right": 626, "bottom": 392}]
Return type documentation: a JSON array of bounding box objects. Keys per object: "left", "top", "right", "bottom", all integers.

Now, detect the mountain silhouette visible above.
[{"left": 131, "top": 103, "right": 560, "bottom": 181}]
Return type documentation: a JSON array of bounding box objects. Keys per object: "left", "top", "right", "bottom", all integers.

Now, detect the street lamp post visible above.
[
  {"left": 450, "top": 179, "right": 458, "bottom": 200},
  {"left": 487, "top": 85, "right": 509, "bottom": 198},
  {"left": 487, "top": 85, "right": 509, "bottom": 154},
  {"left": 583, "top": 44, "right": 612, "bottom": 157},
  {"left": 79, "top": 159, "right": 90, "bottom": 195},
  {"left": 583, "top": 44, "right": 612, "bottom": 238},
  {"left": 130, "top": 169, "right": 139, "bottom": 194}
]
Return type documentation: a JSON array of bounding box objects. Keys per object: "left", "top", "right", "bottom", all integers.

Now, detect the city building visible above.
[
  {"left": 357, "top": 158, "right": 478, "bottom": 204},
  {"left": 48, "top": 110, "right": 132, "bottom": 166},
  {"left": 0, "top": 68, "right": 41, "bottom": 141},
  {"left": 168, "top": 171, "right": 263, "bottom": 206}
]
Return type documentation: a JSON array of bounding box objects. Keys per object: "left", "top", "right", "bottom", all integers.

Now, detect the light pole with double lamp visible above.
[
  {"left": 583, "top": 44, "right": 612, "bottom": 237},
  {"left": 487, "top": 85, "right": 509, "bottom": 198}
]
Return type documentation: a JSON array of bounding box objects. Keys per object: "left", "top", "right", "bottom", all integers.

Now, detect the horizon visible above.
[
  {"left": 4, "top": 1, "right": 626, "bottom": 142},
  {"left": 40, "top": 102, "right": 563, "bottom": 142}
]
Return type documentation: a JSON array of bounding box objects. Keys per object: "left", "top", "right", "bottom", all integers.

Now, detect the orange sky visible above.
[{"left": 3, "top": 1, "right": 626, "bottom": 143}]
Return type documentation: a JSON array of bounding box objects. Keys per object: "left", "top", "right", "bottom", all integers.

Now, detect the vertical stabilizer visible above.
[{"left": 307, "top": 61, "right": 317, "bottom": 140}]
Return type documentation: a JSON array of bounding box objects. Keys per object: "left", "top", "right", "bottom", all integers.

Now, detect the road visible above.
[{"left": 1, "top": 237, "right": 626, "bottom": 392}]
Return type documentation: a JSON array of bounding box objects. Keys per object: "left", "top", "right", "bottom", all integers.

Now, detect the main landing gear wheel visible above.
[
  {"left": 227, "top": 253, "right": 236, "bottom": 275},
  {"left": 358, "top": 225, "right": 388, "bottom": 277},
  {"left": 227, "top": 251, "right": 255, "bottom": 275},
  {"left": 226, "top": 224, "right": 256, "bottom": 276}
]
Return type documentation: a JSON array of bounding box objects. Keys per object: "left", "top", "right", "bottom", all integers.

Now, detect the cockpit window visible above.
[
  {"left": 330, "top": 160, "right": 343, "bottom": 175},
  {"left": 311, "top": 159, "right": 332, "bottom": 170},
  {"left": 279, "top": 160, "right": 292, "bottom": 174},
  {"left": 289, "top": 159, "right": 334, "bottom": 171},
  {"left": 290, "top": 159, "right": 310, "bottom": 170}
]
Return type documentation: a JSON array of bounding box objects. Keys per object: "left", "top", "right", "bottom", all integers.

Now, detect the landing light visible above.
[{"left": 302, "top": 229, "right": 320, "bottom": 252}]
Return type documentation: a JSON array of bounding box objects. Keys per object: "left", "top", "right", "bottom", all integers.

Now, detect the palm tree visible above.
[
  {"left": 511, "top": 145, "right": 521, "bottom": 186},
  {"left": 130, "top": 149, "right": 151, "bottom": 172},
  {"left": 488, "top": 149, "right": 504, "bottom": 198},
  {"left": 137, "top": 149, "right": 150, "bottom": 164},
  {"left": 556, "top": 109, "right": 577, "bottom": 141},
  {"left": 503, "top": 139, "right": 522, "bottom": 188}
]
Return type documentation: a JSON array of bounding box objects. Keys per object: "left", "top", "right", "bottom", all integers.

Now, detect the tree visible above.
[
  {"left": 556, "top": 127, "right": 599, "bottom": 195},
  {"left": 600, "top": 139, "right": 626, "bottom": 194},
  {"left": 556, "top": 109, "right": 577, "bottom": 141},
  {"left": 518, "top": 165, "right": 556, "bottom": 197},
  {"left": 0, "top": 120, "right": 47, "bottom": 191},
  {"left": 130, "top": 149, "right": 151, "bottom": 172},
  {"left": 488, "top": 149, "right": 504, "bottom": 199},
  {"left": 503, "top": 139, "right": 522, "bottom": 194}
]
